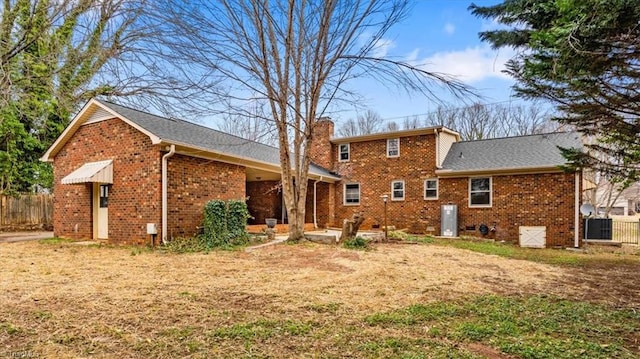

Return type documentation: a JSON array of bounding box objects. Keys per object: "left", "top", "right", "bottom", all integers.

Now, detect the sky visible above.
[{"left": 333, "top": 0, "right": 520, "bottom": 125}]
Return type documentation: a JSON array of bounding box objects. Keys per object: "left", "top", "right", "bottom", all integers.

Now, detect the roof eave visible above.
[
  {"left": 164, "top": 140, "right": 340, "bottom": 182},
  {"left": 435, "top": 165, "right": 573, "bottom": 178},
  {"left": 331, "top": 126, "right": 459, "bottom": 144}
]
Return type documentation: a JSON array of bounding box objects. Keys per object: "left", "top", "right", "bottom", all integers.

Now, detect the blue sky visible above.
[{"left": 333, "top": 0, "right": 520, "bottom": 124}]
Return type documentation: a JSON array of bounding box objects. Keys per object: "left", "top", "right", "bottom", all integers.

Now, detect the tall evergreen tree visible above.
[
  {"left": 0, "top": 0, "right": 144, "bottom": 193},
  {"left": 470, "top": 0, "right": 640, "bottom": 182}
]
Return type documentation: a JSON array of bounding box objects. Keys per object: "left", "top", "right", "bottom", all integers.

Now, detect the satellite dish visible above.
[{"left": 580, "top": 203, "right": 595, "bottom": 216}]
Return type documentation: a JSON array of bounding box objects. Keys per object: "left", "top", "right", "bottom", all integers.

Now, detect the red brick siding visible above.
[
  {"left": 53, "top": 118, "right": 162, "bottom": 244},
  {"left": 314, "top": 181, "right": 331, "bottom": 227},
  {"left": 308, "top": 119, "right": 334, "bottom": 170},
  {"left": 166, "top": 154, "right": 246, "bottom": 239},
  {"left": 332, "top": 135, "right": 438, "bottom": 230},
  {"left": 51, "top": 183, "right": 93, "bottom": 240},
  {"left": 247, "top": 180, "right": 330, "bottom": 227},
  {"left": 438, "top": 173, "right": 579, "bottom": 248},
  {"left": 246, "top": 180, "right": 282, "bottom": 225},
  {"left": 329, "top": 133, "right": 580, "bottom": 247}
]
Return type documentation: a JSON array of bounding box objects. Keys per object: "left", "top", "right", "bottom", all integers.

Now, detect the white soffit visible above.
[{"left": 61, "top": 160, "right": 113, "bottom": 184}]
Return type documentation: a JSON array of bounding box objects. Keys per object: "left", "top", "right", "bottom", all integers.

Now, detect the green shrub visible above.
[
  {"left": 343, "top": 236, "right": 369, "bottom": 250},
  {"left": 226, "top": 199, "right": 250, "bottom": 245},
  {"left": 202, "top": 199, "right": 251, "bottom": 248},
  {"left": 203, "top": 200, "right": 228, "bottom": 247}
]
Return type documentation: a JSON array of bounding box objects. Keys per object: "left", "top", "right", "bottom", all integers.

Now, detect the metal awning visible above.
[{"left": 61, "top": 160, "right": 113, "bottom": 184}]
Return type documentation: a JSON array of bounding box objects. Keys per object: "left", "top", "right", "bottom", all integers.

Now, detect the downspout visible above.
[
  {"left": 313, "top": 177, "right": 323, "bottom": 229},
  {"left": 574, "top": 171, "right": 580, "bottom": 248},
  {"left": 162, "top": 145, "right": 176, "bottom": 244},
  {"left": 434, "top": 129, "right": 440, "bottom": 168}
]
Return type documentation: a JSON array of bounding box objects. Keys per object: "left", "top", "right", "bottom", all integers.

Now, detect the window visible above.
[
  {"left": 424, "top": 179, "right": 438, "bottom": 199},
  {"left": 391, "top": 180, "right": 405, "bottom": 201},
  {"left": 344, "top": 183, "right": 360, "bottom": 205},
  {"left": 387, "top": 138, "right": 400, "bottom": 157},
  {"left": 469, "top": 177, "right": 491, "bottom": 207},
  {"left": 339, "top": 143, "right": 350, "bottom": 161},
  {"left": 99, "top": 185, "right": 109, "bottom": 208}
]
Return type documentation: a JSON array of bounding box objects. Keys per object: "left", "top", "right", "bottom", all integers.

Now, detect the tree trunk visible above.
[
  {"left": 287, "top": 206, "right": 306, "bottom": 242},
  {"left": 340, "top": 213, "right": 365, "bottom": 242}
]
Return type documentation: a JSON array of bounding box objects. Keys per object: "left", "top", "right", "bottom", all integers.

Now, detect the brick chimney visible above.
[{"left": 309, "top": 117, "right": 334, "bottom": 170}]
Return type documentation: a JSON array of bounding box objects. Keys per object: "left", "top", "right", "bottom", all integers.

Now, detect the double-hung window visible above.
[
  {"left": 339, "top": 143, "right": 350, "bottom": 162},
  {"left": 387, "top": 138, "right": 400, "bottom": 157},
  {"left": 469, "top": 177, "right": 492, "bottom": 207},
  {"left": 424, "top": 179, "right": 438, "bottom": 200},
  {"left": 344, "top": 183, "right": 360, "bottom": 205},
  {"left": 391, "top": 180, "right": 405, "bottom": 201}
]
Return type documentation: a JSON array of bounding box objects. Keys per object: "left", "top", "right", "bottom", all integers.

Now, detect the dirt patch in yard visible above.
[{"left": 1, "top": 241, "right": 638, "bottom": 358}]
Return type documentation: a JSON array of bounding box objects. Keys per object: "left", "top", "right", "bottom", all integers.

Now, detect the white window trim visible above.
[
  {"left": 338, "top": 143, "right": 350, "bottom": 162},
  {"left": 424, "top": 178, "right": 438, "bottom": 200},
  {"left": 386, "top": 138, "right": 400, "bottom": 158},
  {"left": 468, "top": 176, "right": 492, "bottom": 208},
  {"left": 343, "top": 182, "right": 360, "bottom": 206},
  {"left": 391, "top": 180, "right": 405, "bottom": 201}
]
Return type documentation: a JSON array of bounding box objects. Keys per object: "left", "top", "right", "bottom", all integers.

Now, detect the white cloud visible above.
[
  {"left": 371, "top": 38, "right": 395, "bottom": 58},
  {"left": 413, "top": 45, "right": 516, "bottom": 83},
  {"left": 443, "top": 22, "right": 455, "bottom": 35},
  {"left": 480, "top": 18, "right": 503, "bottom": 32},
  {"left": 404, "top": 48, "right": 420, "bottom": 63}
]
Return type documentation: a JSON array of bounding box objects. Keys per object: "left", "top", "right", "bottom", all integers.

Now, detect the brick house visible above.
[
  {"left": 42, "top": 99, "right": 339, "bottom": 244},
  {"left": 43, "top": 99, "right": 584, "bottom": 247},
  {"left": 323, "top": 119, "right": 584, "bottom": 248}
]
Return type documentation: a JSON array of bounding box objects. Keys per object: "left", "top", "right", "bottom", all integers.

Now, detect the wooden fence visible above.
[
  {"left": 613, "top": 219, "right": 640, "bottom": 245},
  {"left": 0, "top": 194, "right": 53, "bottom": 230}
]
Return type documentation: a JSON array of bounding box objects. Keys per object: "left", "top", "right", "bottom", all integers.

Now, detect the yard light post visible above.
[{"left": 381, "top": 194, "right": 389, "bottom": 241}]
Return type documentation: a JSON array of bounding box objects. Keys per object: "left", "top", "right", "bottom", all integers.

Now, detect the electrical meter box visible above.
[
  {"left": 146, "top": 223, "right": 157, "bottom": 235},
  {"left": 441, "top": 205, "right": 458, "bottom": 237}
]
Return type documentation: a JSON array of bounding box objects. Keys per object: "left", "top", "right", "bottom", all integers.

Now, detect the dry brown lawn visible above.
[{"left": 1, "top": 240, "right": 639, "bottom": 358}]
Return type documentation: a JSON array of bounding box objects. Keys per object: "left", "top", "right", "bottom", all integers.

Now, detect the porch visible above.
[
  {"left": 245, "top": 169, "right": 334, "bottom": 229},
  {"left": 246, "top": 222, "right": 317, "bottom": 234}
]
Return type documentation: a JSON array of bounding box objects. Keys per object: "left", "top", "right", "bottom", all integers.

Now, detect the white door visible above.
[
  {"left": 97, "top": 184, "right": 109, "bottom": 239},
  {"left": 519, "top": 226, "right": 546, "bottom": 248}
]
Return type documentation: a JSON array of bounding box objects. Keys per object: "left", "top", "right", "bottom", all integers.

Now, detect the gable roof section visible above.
[
  {"left": 42, "top": 99, "right": 339, "bottom": 181},
  {"left": 437, "top": 132, "right": 583, "bottom": 176}
]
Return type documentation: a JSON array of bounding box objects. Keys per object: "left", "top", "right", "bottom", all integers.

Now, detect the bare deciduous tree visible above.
[
  {"left": 153, "top": 0, "right": 472, "bottom": 241},
  {"left": 336, "top": 109, "right": 383, "bottom": 137},
  {"left": 424, "top": 101, "right": 559, "bottom": 140},
  {"left": 217, "top": 114, "right": 279, "bottom": 147}
]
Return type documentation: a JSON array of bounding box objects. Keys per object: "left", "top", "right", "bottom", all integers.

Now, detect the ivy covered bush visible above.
[{"left": 202, "top": 199, "right": 250, "bottom": 248}]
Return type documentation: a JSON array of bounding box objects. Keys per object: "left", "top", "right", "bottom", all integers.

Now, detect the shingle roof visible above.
[
  {"left": 440, "top": 132, "right": 583, "bottom": 172},
  {"left": 96, "top": 100, "right": 338, "bottom": 179}
]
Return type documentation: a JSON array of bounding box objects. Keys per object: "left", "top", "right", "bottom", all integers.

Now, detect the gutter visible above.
[
  {"left": 435, "top": 165, "right": 565, "bottom": 178},
  {"left": 162, "top": 145, "right": 176, "bottom": 244},
  {"left": 162, "top": 141, "right": 340, "bottom": 182}
]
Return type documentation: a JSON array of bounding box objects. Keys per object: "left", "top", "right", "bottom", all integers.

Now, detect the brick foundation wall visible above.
[
  {"left": 53, "top": 118, "right": 162, "bottom": 244},
  {"left": 166, "top": 154, "right": 246, "bottom": 239},
  {"left": 246, "top": 180, "right": 282, "bottom": 225}
]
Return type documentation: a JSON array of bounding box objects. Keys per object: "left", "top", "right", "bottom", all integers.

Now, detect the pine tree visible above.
[{"left": 470, "top": 0, "right": 639, "bottom": 182}]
